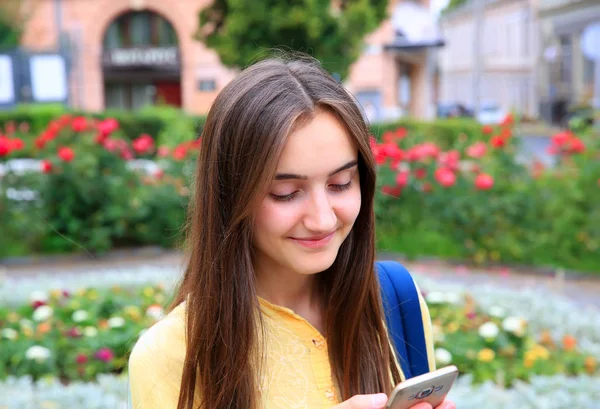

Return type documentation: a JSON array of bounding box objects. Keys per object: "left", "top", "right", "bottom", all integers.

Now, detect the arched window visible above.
[{"left": 103, "top": 11, "right": 177, "bottom": 50}]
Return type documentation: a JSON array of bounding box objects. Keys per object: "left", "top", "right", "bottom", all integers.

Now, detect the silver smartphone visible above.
[{"left": 385, "top": 365, "right": 459, "bottom": 409}]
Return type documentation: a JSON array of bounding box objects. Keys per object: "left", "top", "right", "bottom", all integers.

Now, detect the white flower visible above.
[
  {"left": 435, "top": 348, "right": 453, "bottom": 366},
  {"left": 72, "top": 310, "right": 89, "bottom": 323},
  {"left": 478, "top": 321, "right": 500, "bottom": 340},
  {"left": 83, "top": 326, "right": 98, "bottom": 337},
  {"left": 19, "top": 319, "right": 33, "bottom": 329},
  {"left": 488, "top": 306, "right": 505, "bottom": 318},
  {"left": 146, "top": 305, "right": 164, "bottom": 320},
  {"left": 425, "top": 292, "right": 447, "bottom": 304},
  {"left": 2, "top": 328, "right": 18, "bottom": 340},
  {"left": 25, "top": 345, "right": 51, "bottom": 363},
  {"left": 32, "top": 306, "right": 53, "bottom": 322},
  {"left": 29, "top": 290, "right": 48, "bottom": 304},
  {"left": 108, "top": 317, "right": 125, "bottom": 328},
  {"left": 502, "top": 316, "right": 527, "bottom": 337}
]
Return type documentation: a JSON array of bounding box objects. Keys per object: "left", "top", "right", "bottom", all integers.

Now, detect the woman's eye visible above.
[
  {"left": 330, "top": 181, "right": 352, "bottom": 192},
  {"left": 269, "top": 192, "right": 298, "bottom": 202}
]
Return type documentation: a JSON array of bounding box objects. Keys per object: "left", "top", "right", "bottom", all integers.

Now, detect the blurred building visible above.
[
  {"left": 346, "top": 0, "right": 445, "bottom": 121},
  {"left": 538, "top": 0, "right": 599, "bottom": 124},
  {"left": 16, "top": 0, "right": 443, "bottom": 120},
  {"left": 438, "top": 0, "right": 539, "bottom": 119}
]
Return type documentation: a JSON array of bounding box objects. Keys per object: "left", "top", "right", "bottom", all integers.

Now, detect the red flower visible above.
[
  {"left": 381, "top": 143, "right": 404, "bottom": 161},
  {"left": 58, "top": 147, "right": 75, "bottom": 162},
  {"left": 382, "top": 131, "right": 395, "bottom": 144},
  {"left": 0, "top": 136, "right": 10, "bottom": 156},
  {"left": 95, "top": 347, "right": 114, "bottom": 363},
  {"left": 71, "top": 116, "right": 87, "bottom": 132},
  {"left": 9, "top": 138, "right": 24, "bottom": 150},
  {"left": 474, "top": 173, "right": 494, "bottom": 190},
  {"left": 157, "top": 146, "right": 171, "bottom": 157},
  {"left": 41, "top": 160, "right": 53, "bottom": 174},
  {"left": 382, "top": 185, "right": 401, "bottom": 197},
  {"left": 32, "top": 300, "right": 46, "bottom": 309},
  {"left": 407, "top": 142, "right": 440, "bottom": 161},
  {"left": 551, "top": 131, "right": 573, "bottom": 146},
  {"left": 58, "top": 114, "right": 72, "bottom": 127},
  {"left": 66, "top": 327, "right": 82, "bottom": 338},
  {"left": 500, "top": 113, "right": 513, "bottom": 127},
  {"left": 76, "top": 354, "right": 88, "bottom": 364},
  {"left": 173, "top": 145, "right": 188, "bottom": 161},
  {"left": 438, "top": 150, "right": 460, "bottom": 171},
  {"left": 567, "top": 137, "right": 585, "bottom": 154},
  {"left": 395, "top": 127, "right": 407, "bottom": 139},
  {"left": 132, "top": 134, "right": 155, "bottom": 154},
  {"left": 490, "top": 135, "right": 507, "bottom": 148},
  {"left": 103, "top": 139, "right": 118, "bottom": 152},
  {"left": 434, "top": 167, "right": 456, "bottom": 187},
  {"left": 121, "top": 148, "right": 134, "bottom": 161},
  {"left": 414, "top": 168, "right": 427, "bottom": 180},
  {"left": 395, "top": 170, "right": 409, "bottom": 188},
  {"left": 466, "top": 142, "right": 487, "bottom": 158},
  {"left": 97, "top": 118, "right": 119, "bottom": 136},
  {"left": 482, "top": 125, "right": 494, "bottom": 135},
  {"left": 154, "top": 169, "right": 165, "bottom": 179}
]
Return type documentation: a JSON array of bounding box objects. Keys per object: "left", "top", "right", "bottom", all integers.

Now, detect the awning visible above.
[{"left": 385, "top": 3, "right": 446, "bottom": 51}]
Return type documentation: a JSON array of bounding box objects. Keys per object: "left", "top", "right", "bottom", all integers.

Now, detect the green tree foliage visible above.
[
  {"left": 196, "top": 0, "right": 388, "bottom": 79},
  {"left": 0, "top": 0, "right": 24, "bottom": 48}
]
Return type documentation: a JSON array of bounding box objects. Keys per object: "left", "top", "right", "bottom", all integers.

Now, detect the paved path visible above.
[{"left": 3, "top": 249, "right": 599, "bottom": 310}]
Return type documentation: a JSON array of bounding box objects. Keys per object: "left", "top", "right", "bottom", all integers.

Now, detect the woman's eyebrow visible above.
[{"left": 274, "top": 160, "right": 358, "bottom": 180}]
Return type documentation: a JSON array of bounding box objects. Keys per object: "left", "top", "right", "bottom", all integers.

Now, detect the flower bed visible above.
[
  {"left": 0, "top": 265, "right": 599, "bottom": 408},
  {"left": 1, "top": 266, "right": 598, "bottom": 386}
]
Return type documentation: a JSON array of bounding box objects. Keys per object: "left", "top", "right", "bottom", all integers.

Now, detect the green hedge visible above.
[
  {"left": 370, "top": 117, "right": 489, "bottom": 149},
  {"left": 0, "top": 104, "right": 206, "bottom": 147}
]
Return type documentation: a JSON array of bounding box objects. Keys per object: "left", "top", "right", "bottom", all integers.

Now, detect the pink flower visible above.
[
  {"left": 466, "top": 142, "right": 487, "bottom": 159},
  {"left": 41, "top": 160, "right": 53, "bottom": 174},
  {"left": 97, "top": 118, "right": 119, "bottom": 136},
  {"left": 95, "top": 347, "right": 114, "bottom": 363},
  {"left": 132, "top": 134, "right": 155, "bottom": 154},
  {"left": 76, "top": 354, "right": 88, "bottom": 364},
  {"left": 474, "top": 173, "right": 494, "bottom": 190},
  {"left": 71, "top": 116, "right": 87, "bottom": 132},
  {"left": 58, "top": 147, "right": 75, "bottom": 162},
  {"left": 157, "top": 146, "right": 171, "bottom": 157},
  {"left": 434, "top": 167, "right": 456, "bottom": 188}
]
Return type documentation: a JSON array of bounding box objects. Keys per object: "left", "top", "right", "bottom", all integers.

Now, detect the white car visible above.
[{"left": 477, "top": 104, "right": 508, "bottom": 125}]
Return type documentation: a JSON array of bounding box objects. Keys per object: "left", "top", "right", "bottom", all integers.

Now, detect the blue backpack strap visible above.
[{"left": 376, "top": 261, "right": 430, "bottom": 379}]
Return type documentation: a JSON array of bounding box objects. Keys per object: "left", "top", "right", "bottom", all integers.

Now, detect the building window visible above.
[
  {"left": 103, "top": 11, "right": 177, "bottom": 49},
  {"left": 559, "top": 35, "right": 572, "bottom": 85},
  {"left": 197, "top": 79, "right": 216, "bottom": 92},
  {"left": 584, "top": 57, "right": 595, "bottom": 85}
]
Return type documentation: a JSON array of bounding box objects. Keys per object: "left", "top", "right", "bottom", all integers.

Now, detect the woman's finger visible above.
[{"left": 436, "top": 400, "right": 456, "bottom": 409}]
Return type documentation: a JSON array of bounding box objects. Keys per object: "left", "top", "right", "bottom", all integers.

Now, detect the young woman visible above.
[{"left": 129, "top": 54, "right": 456, "bottom": 409}]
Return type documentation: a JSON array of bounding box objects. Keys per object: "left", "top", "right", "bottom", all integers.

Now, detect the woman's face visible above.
[{"left": 252, "top": 110, "right": 362, "bottom": 277}]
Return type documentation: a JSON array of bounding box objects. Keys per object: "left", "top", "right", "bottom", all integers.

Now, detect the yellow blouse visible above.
[{"left": 129, "top": 294, "right": 435, "bottom": 409}]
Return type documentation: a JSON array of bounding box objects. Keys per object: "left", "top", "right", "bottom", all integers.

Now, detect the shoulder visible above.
[{"left": 128, "top": 303, "right": 187, "bottom": 409}]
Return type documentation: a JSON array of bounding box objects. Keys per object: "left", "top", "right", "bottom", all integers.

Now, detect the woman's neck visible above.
[{"left": 255, "top": 264, "right": 324, "bottom": 332}]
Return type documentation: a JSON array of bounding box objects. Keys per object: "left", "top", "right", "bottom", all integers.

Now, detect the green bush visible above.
[
  {"left": 0, "top": 114, "right": 199, "bottom": 256},
  {"left": 0, "top": 104, "right": 206, "bottom": 146},
  {"left": 370, "top": 117, "right": 489, "bottom": 150},
  {"left": 374, "top": 123, "right": 600, "bottom": 273}
]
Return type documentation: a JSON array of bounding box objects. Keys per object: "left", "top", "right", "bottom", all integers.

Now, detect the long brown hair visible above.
[{"left": 170, "top": 53, "right": 401, "bottom": 409}]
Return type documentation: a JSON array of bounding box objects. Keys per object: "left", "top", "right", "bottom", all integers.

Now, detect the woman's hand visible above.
[
  {"left": 331, "top": 393, "right": 389, "bottom": 409},
  {"left": 408, "top": 401, "right": 456, "bottom": 409},
  {"left": 331, "top": 395, "right": 456, "bottom": 409}
]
